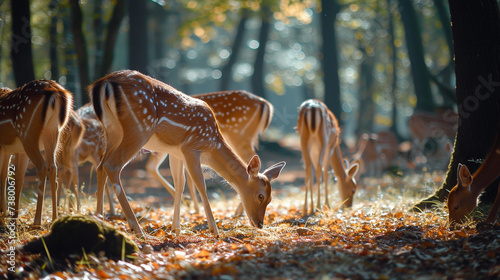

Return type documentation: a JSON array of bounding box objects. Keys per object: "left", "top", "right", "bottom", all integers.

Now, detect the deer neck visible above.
[
  {"left": 202, "top": 140, "right": 247, "bottom": 191},
  {"left": 470, "top": 148, "right": 500, "bottom": 198},
  {"left": 330, "top": 145, "right": 348, "bottom": 183}
]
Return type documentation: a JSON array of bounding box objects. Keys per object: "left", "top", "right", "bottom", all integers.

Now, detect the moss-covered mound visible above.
[{"left": 22, "top": 215, "right": 139, "bottom": 260}]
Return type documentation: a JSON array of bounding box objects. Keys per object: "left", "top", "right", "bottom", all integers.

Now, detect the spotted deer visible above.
[
  {"left": 408, "top": 110, "right": 457, "bottom": 165},
  {"left": 90, "top": 70, "right": 285, "bottom": 235},
  {"left": 146, "top": 90, "right": 273, "bottom": 215},
  {"left": 0, "top": 80, "right": 72, "bottom": 226},
  {"left": 56, "top": 110, "right": 84, "bottom": 210},
  {"left": 297, "top": 99, "right": 359, "bottom": 215},
  {"left": 351, "top": 130, "right": 399, "bottom": 178}
]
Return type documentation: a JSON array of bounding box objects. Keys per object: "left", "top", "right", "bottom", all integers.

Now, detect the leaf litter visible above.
[{"left": 1, "top": 170, "right": 499, "bottom": 280}]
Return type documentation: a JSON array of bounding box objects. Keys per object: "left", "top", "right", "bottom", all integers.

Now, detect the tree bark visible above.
[
  {"left": 100, "top": 0, "right": 126, "bottom": 77},
  {"left": 251, "top": 7, "right": 271, "bottom": 99},
  {"left": 69, "top": 0, "right": 90, "bottom": 106},
  {"left": 398, "top": 0, "right": 434, "bottom": 112},
  {"left": 388, "top": 0, "right": 399, "bottom": 138},
  {"left": 128, "top": 0, "right": 148, "bottom": 73},
  {"left": 10, "top": 0, "right": 35, "bottom": 87},
  {"left": 93, "top": 2, "right": 104, "bottom": 80},
  {"left": 49, "top": 0, "right": 60, "bottom": 80},
  {"left": 321, "top": 0, "right": 342, "bottom": 121},
  {"left": 414, "top": 0, "right": 500, "bottom": 210},
  {"left": 220, "top": 9, "right": 249, "bottom": 91},
  {"left": 356, "top": 46, "right": 375, "bottom": 134}
]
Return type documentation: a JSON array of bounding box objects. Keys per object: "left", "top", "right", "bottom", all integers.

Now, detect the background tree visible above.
[
  {"left": 10, "top": 0, "right": 35, "bottom": 87},
  {"left": 415, "top": 0, "right": 500, "bottom": 210},
  {"left": 398, "top": 0, "right": 434, "bottom": 113},
  {"left": 100, "top": 0, "right": 126, "bottom": 77},
  {"left": 69, "top": 0, "right": 89, "bottom": 106},
  {"left": 321, "top": 0, "right": 342, "bottom": 120},
  {"left": 251, "top": 6, "right": 272, "bottom": 99},
  {"left": 128, "top": 0, "right": 149, "bottom": 74},
  {"left": 219, "top": 9, "right": 250, "bottom": 91}
]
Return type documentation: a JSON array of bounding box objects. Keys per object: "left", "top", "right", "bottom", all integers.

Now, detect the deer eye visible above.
[{"left": 258, "top": 194, "right": 265, "bottom": 201}]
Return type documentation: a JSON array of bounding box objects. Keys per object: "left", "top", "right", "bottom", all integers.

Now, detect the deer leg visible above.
[
  {"left": 12, "top": 154, "right": 28, "bottom": 220},
  {"left": 300, "top": 138, "right": 313, "bottom": 215},
  {"left": 183, "top": 151, "right": 218, "bottom": 236},
  {"left": 23, "top": 144, "right": 48, "bottom": 226},
  {"left": 0, "top": 151, "right": 10, "bottom": 214},
  {"left": 99, "top": 135, "right": 147, "bottom": 235},
  {"left": 146, "top": 152, "right": 176, "bottom": 197},
  {"left": 186, "top": 175, "right": 200, "bottom": 214},
  {"left": 69, "top": 155, "right": 80, "bottom": 211},
  {"left": 169, "top": 156, "right": 185, "bottom": 235}
]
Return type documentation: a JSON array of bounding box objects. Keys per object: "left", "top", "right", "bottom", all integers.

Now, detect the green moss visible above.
[{"left": 22, "top": 215, "right": 138, "bottom": 260}]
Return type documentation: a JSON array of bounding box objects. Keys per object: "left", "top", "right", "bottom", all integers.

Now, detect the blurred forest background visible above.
[{"left": 0, "top": 0, "right": 455, "bottom": 146}]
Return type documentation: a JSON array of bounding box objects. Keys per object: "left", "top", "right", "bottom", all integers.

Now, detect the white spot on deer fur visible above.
[
  {"left": 143, "top": 108, "right": 147, "bottom": 114},
  {"left": 134, "top": 91, "right": 138, "bottom": 96},
  {"left": 157, "top": 116, "right": 188, "bottom": 129},
  {"left": 139, "top": 99, "right": 143, "bottom": 104}
]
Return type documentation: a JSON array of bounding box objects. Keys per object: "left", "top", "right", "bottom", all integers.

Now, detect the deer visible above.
[
  {"left": 56, "top": 110, "right": 84, "bottom": 211},
  {"left": 89, "top": 70, "right": 286, "bottom": 236},
  {"left": 351, "top": 130, "right": 399, "bottom": 179},
  {"left": 145, "top": 90, "right": 273, "bottom": 216},
  {"left": 447, "top": 127, "right": 500, "bottom": 224},
  {"left": 297, "top": 99, "right": 359, "bottom": 215},
  {"left": 75, "top": 103, "right": 125, "bottom": 215},
  {"left": 0, "top": 80, "right": 72, "bottom": 226},
  {"left": 408, "top": 110, "right": 457, "bottom": 165}
]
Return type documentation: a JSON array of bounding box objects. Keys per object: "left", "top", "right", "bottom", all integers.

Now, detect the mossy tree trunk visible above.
[{"left": 414, "top": 0, "right": 500, "bottom": 210}]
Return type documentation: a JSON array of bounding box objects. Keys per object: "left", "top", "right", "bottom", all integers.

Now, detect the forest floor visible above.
[{"left": 1, "top": 141, "right": 500, "bottom": 279}]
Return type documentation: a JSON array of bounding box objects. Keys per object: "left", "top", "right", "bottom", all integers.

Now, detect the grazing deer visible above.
[
  {"left": 351, "top": 130, "right": 399, "bottom": 178},
  {"left": 448, "top": 129, "right": 500, "bottom": 224},
  {"left": 56, "top": 110, "right": 84, "bottom": 211},
  {"left": 146, "top": 90, "right": 273, "bottom": 215},
  {"left": 408, "top": 110, "right": 457, "bottom": 165},
  {"left": 90, "top": 70, "right": 285, "bottom": 235},
  {"left": 297, "top": 99, "right": 359, "bottom": 215},
  {"left": 0, "top": 80, "right": 72, "bottom": 226}
]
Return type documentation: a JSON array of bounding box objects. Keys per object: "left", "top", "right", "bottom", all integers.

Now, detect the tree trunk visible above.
[
  {"left": 251, "top": 7, "right": 271, "bottom": 99},
  {"left": 10, "top": 0, "right": 35, "bottom": 87},
  {"left": 49, "top": 0, "right": 60, "bottom": 80},
  {"left": 414, "top": 0, "right": 500, "bottom": 210},
  {"left": 69, "top": 0, "right": 90, "bottom": 106},
  {"left": 62, "top": 5, "right": 77, "bottom": 95},
  {"left": 388, "top": 0, "right": 399, "bottom": 138},
  {"left": 128, "top": 0, "right": 148, "bottom": 73},
  {"left": 93, "top": 2, "right": 104, "bottom": 80},
  {"left": 321, "top": 0, "right": 342, "bottom": 120},
  {"left": 356, "top": 46, "right": 375, "bottom": 134},
  {"left": 100, "top": 0, "right": 126, "bottom": 77},
  {"left": 398, "top": 0, "right": 434, "bottom": 112},
  {"left": 220, "top": 9, "right": 249, "bottom": 91},
  {"left": 434, "top": 0, "right": 456, "bottom": 108}
]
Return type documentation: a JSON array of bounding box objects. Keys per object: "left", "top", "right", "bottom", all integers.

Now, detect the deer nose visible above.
[{"left": 258, "top": 221, "right": 263, "bottom": 228}]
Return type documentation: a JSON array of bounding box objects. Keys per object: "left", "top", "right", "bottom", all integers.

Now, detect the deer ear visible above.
[
  {"left": 263, "top": 161, "right": 286, "bottom": 182},
  {"left": 347, "top": 161, "right": 360, "bottom": 179},
  {"left": 457, "top": 163, "right": 472, "bottom": 188},
  {"left": 247, "top": 155, "right": 261, "bottom": 178}
]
